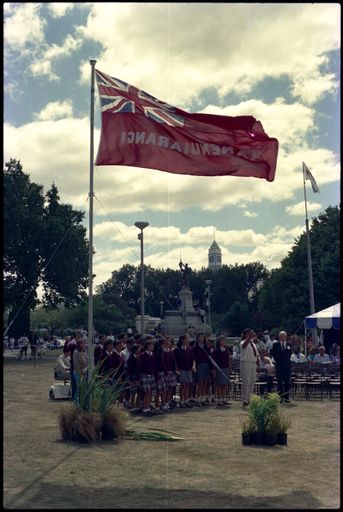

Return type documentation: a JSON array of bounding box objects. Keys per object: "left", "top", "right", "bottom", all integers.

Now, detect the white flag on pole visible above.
[{"left": 303, "top": 161, "right": 320, "bottom": 193}]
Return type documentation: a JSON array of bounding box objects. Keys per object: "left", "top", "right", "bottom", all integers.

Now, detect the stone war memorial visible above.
[{"left": 160, "top": 261, "right": 212, "bottom": 336}]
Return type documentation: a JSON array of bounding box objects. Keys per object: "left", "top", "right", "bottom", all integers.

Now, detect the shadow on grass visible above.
[{"left": 4, "top": 483, "right": 323, "bottom": 509}]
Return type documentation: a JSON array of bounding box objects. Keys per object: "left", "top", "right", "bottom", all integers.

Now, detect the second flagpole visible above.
[{"left": 302, "top": 162, "right": 317, "bottom": 353}]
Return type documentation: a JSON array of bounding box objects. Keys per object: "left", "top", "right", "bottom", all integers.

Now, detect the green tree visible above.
[
  {"left": 4, "top": 159, "right": 89, "bottom": 337},
  {"left": 62, "top": 296, "right": 135, "bottom": 334},
  {"left": 257, "top": 205, "right": 340, "bottom": 331}
]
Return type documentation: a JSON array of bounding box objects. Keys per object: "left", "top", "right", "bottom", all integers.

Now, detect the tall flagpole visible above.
[
  {"left": 88, "top": 59, "right": 97, "bottom": 379},
  {"left": 302, "top": 163, "right": 317, "bottom": 349}
]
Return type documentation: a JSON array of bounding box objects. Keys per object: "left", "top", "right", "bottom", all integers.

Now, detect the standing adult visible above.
[
  {"left": 271, "top": 331, "right": 292, "bottom": 403},
  {"left": 239, "top": 328, "right": 259, "bottom": 408},
  {"left": 19, "top": 334, "right": 29, "bottom": 359},
  {"left": 30, "top": 332, "right": 39, "bottom": 358},
  {"left": 67, "top": 332, "right": 83, "bottom": 401},
  {"left": 72, "top": 338, "right": 88, "bottom": 403}
]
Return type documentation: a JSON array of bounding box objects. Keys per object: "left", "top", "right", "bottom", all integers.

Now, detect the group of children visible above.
[{"left": 94, "top": 332, "right": 232, "bottom": 418}]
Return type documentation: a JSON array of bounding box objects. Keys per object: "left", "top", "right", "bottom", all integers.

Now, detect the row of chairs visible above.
[{"left": 228, "top": 362, "right": 340, "bottom": 401}]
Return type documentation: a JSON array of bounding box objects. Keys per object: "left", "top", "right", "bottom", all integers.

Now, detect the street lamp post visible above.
[
  {"left": 159, "top": 301, "right": 164, "bottom": 318},
  {"left": 135, "top": 222, "right": 149, "bottom": 337},
  {"left": 205, "top": 279, "right": 212, "bottom": 327}
]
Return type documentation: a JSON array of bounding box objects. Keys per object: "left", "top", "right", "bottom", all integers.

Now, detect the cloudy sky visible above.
[{"left": 4, "top": 3, "right": 340, "bottom": 291}]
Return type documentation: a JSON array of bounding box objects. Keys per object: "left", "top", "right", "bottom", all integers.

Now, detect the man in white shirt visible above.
[
  {"left": 313, "top": 346, "right": 331, "bottom": 364},
  {"left": 290, "top": 346, "right": 307, "bottom": 363},
  {"left": 240, "top": 328, "right": 259, "bottom": 408}
]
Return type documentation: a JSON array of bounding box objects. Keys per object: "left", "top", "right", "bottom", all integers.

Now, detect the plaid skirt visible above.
[
  {"left": 179, "top": 369, "right": 193, "bottom": 384},
  {"left": 166, "top": 370, "right": 177, "bottom": 387},
  {"left": 156, "top": 371, "right": 168, "bottom": 392},
  {"left": 140, "top": 373, "right": 156, "bottom": 393}
]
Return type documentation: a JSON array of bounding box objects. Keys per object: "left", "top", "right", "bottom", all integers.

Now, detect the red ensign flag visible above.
[{"left": 95, "top": 69, "right": 279, "bottom": 181}]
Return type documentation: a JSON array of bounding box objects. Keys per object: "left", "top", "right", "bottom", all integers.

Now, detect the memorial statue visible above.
[{"left": 179, "top": 260, "right": 192, "bottom": 288}]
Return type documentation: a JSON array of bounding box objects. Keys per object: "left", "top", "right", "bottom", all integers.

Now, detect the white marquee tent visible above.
[{"left": 305, "top": 303, "right": 340, "bottom": 330}]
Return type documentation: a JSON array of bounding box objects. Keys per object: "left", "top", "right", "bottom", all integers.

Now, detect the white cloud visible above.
[
  {"left": 201, "top": 98, "right": 316, "bottom": 148},
  {"left": 244, "top": 211, "right": 258, "bottom": 218},
  {"left": 47, "top": 3, "right": 74, "bottom": 17},
  {"left": 29, "top": 33, "right": 84, "bottom": 80},
  {"left": 79, "top": 3, "right": 340, "bottom": 106},
  {"left": 285, "top": 202, "right": 322, "bottom": 216},
  {"left": 93, "top": 223, "right": 267, "bottom": 248},
  {"left": 90, "top": 222, "right": 307, "bottom": 287},
  {"left": 34, "top": 101, "right": 74, "bottom": 121},
  {"left": 4, "top": 3, "right": 46, "bottom": 50}
]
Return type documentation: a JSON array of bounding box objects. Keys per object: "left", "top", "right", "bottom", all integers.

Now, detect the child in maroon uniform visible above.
[
  {"left": 193, "top": 333, "right": 212, "bottom": 406},
  {"left": 138, "top": 339, "right": 156, "bottom": 417},
  {"left": 205, "top": 336, "right": 216, "bottom": 403},
  {"left": 98, "top": 339, "right": 115, "bottom": 379},
  {"left": 154, "top": 338, "right": 169, "bottom": 412},
  {"left": 126, "top": 344, "right": 140, "bottom": 412},
  {"left": 165, "top": 337, "right": 178, "bottom": 409},
  {"left": 212, "top": 336, "right": 231, "bottom": 406},
  {"left": 174, "top": 334, "right": 195, "bottom": 408}
]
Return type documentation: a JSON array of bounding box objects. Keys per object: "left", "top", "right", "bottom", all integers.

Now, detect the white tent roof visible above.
[{"left": 305, "top": 303, "right": 340, "bottom": 330}]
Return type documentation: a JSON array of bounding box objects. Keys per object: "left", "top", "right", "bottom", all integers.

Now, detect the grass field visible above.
[{"left": 3, "top": 354, "right": 340, "bottom": 509}]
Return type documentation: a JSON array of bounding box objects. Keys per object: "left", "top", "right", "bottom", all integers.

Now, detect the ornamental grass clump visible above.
[
  {"left": 58, "top": 362, "right": 129, "bottom": 443},
  {"left": 248, "top": 392, "right": 281, "bottom": 433},
  {"left": 59, "top": 405, "right": 102, "bottom": 443},
  {"left": 240, "top": 417, "right": 256, "bottom": 435},
  {"left": 276, "top": 413, "right": 292, "bottom": 433}
]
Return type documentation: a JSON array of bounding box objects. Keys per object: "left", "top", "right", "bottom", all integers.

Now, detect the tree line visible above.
[{"left": 4, "top": 159, "right": 340, "bottom": 337}]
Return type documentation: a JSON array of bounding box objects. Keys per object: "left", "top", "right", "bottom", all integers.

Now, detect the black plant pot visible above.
[
  {"left": 264, "top": 432, "right": 277, "bottom": 446},
  {"left": 253, "top": 431, "right": 264, "bottom": 445},
  {"left": 277, "top": 432, "right": 288, "bottom": 445},
  {"left": 101, "top": 424, "right": 117, "bottom": 441},
  {"left": 242, "top": 432, "right": 253, "bottom": 445},
  {"left": 74, "top": 432, "right": 90, "bottom": 444}
]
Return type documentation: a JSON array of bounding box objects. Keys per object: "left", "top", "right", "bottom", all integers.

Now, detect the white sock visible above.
[{"left": 143, "top": 408, "right": 149, "bottom": 413}]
